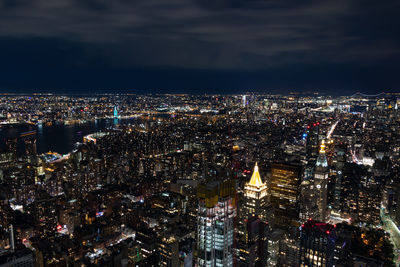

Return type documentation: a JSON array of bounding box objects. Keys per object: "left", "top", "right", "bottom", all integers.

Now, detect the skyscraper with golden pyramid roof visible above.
[
  {"left": 237, "top": 163, "right": 272, "bottom": 266},
  {"left": 243, "top": 163, "right": 269, "bottom": 222}
]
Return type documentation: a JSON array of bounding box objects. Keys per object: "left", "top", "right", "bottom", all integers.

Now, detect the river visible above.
[{"left": 0, "top": 118, "right": 141, "bottom": 155}]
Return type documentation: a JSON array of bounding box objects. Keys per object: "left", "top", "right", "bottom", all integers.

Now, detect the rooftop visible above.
[{"left": 248, "top": 163, "right": 266, "bottom": 188}]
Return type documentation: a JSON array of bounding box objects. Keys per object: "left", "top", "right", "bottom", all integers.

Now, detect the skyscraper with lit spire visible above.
[
  {"left": 243, "top": 163, "right": 269, "bottom": 221},
  {"left": 237, "top": 163, "right": 271, "bottom": 267},
  {"left": 113, "top": 106, "right": 118, "bottom": 118},
  {"left": 314, "top": 140, "right": 329, "bottom": 222}
]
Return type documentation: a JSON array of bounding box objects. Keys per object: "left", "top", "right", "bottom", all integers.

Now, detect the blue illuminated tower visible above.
[{"left": 113, "top": 106, "right": 118, "bottom": 118}]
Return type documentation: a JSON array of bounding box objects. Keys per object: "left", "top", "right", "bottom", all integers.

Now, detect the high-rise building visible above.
[
  {"left": 6, "top": 137, "right": 17, "bottom": 162},
  {"left": 0, "top": 248, "right": 35, "bottom": 267},
  {"left": 314, "top": 140, "right": 329, "bottom": 222},
  {"left": 332, "top": 145, "right": 346, "bottom": 213},
  {"left": 237, "top": 163, "right": 271, "bottom": 266},
  {"left": 299, "top": 164, "right": 318, "bottom": 222},
  {"left": 238, "top": 217, "right": 269, "bottom": 267},
  {"left": 33, "top": 195, "right": 58, "bottom": 237},
  {"left": 197, "top": 180, "right": 236, "bottom": 267},
  {"left": 0, "top": 151, "right": 14, "bottom": 167},
  {"left": 20, "top": 131, "right": 37, "bottom": 164},
  {"left": 5, "top": 137, "right": 17, "bottom": 150},
  {"left": 242, "top": 95, "right": 247, "bottom": 107},
  {"left": 159, "top": 234, "right": 179, "bottom": 267},
  {"left": 299, "top": 219, "right": 336, "bottom": 267},
  {"left": 114, "top": 106, "right": 118, "bottom": 118},
  {"left": 267, "top": 230, "right": 284, "bottom": 266},
  {"left": 306, "top": 122, "right": 320, "bottom": 160},
  {"left": 278, "top": 233, "right": 300, "bottom": 267},
  {"left": 270, "top": 163, "right": 302, "bottom": 227},
  {"left": 243, "top": 163, "right": 270, "bottom": 222},
  {"left": 357, "top": 186, "right": 381, "bottom": 226}
]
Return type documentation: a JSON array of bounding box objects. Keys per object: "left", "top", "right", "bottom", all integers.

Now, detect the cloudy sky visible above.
[{"left": 0, "top": 0, "right": 399, "bottom": 94}]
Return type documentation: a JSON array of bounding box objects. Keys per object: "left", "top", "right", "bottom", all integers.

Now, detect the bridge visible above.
[{"left": 350, "top": 92, "right": 386, "bottom": 98}]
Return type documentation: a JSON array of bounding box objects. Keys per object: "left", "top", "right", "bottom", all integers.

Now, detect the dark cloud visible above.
[
  {"left": 0, "top": 0, "right": 398, "bottom": 93},
  {"left": 75, "top": 0, "right": 109, "bottom": 11}
]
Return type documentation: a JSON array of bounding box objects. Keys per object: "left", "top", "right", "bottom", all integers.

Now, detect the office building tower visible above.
[
  {"left": 0, "top": 151, "right": 14, "bottom": 167},
  {"left": 0, "top": 248, "right": 35, "bottom": 267},
  {"left": 332, "top": 145, "right": 346, "bottom": 213},
  {"left": 159, "top": 235, "right": 179, "bottom": 267},
  {"left": 237, "top": 163, "right": 271, "bottom": 266},
  {"left": 267, "top": 230, "right": 284, "bottom": 266},
  {"left": 243, "top": 163, "right": 270, "bottom": 222},
  {"left": 314, "top": 140, "right": 329, "bottom": 222},
  {"left": 20, "top": 131, "right": 37, "bottom": 164},
  {"left": 333, "top": 223, "right": 353, "bottom": 267},
  {"left": 6, "top": 137, "right": 17, "bottom": 152},
  {"left": 306, "top": 122, "right": 320, "bottom": 160},
  {"left": 278, "top": 233, "right": 300, "bottom": 267},
  {"left": 6, "top": 137, "right": 17, "bottom": 162},
  {"left": 238, "top": 217, "right": 269, "bottom": 267},
  {"left": 299, "top": 219, "right": 336, "bottom": 267},
  {"left": 300, "top": 164, "right": 318, "bottom": 222},
  {"left": 33, "top": 195, "right": 58, "bottom": 237},
  {"left": 357, "top": 186, "right": 381, "bottom": 226},
  {"left": 197, "top": 180, "right": 236, "bottom": 267},
  {"left": 135, "top": 228, "right": 157, "bottom": 260},
  {"left": 270, "top": 163, "right": 302, "bottom": 227}
]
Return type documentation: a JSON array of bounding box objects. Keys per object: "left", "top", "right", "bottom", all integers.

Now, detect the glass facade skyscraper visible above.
[{"left": 197, "top": 180, "right": 236, "bottom": 267}]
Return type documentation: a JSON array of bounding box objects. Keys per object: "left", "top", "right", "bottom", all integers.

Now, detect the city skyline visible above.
[
  {"left": 1, "top": 0, "right": 400, "bottom": 265},
  {"left": 0, "top": 93, "right": 399, "bottom": 266}
]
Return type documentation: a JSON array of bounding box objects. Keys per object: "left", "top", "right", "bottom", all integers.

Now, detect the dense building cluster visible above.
[{"left": 0, "top": 92, "right": 400, "bottom": 266}]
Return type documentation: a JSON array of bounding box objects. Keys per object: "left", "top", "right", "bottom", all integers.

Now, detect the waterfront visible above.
[{"left": 0, "top": 118, "right": 138, "bottom": 155}]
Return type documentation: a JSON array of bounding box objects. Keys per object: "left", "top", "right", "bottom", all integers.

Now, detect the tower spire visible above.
[
  {"left": 319, "top": 139, "right": 326, "bottom": 154},
  {"left": 249, "top": 162, "right": 265, "bottom": 187},
  {"left": 316, "top": 141, "right": 328, "bottom": 167}
]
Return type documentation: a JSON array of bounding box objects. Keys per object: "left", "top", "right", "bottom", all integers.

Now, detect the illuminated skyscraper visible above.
[
  {"left": 299, "top": 163, "right": 318, "bottom": 222},
  {"left": 242, "top": 95, "right": 247, "bottom": 107},
  {"left": 243, "top": 163, "right": 269, "bottom": 221},
  {"left": 332, "top": 145, "right": 346, "bottom": 213},
  {"left": 114, "top": 106, "right": 118, "bottom": 118},
  {"left": 238, "top": 163, "right": 271, "bottom": 266},
  {"left": 314, "top": 140, "right": 329, "bottom": 222},
  {"left": 197, "top": 180, "right": 236, "bottom": 267},
  {"left": 270, "top": 163, "right": 301, "bottom": 227}
]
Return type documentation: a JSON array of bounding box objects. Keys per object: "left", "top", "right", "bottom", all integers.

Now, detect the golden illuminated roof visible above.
[
  {"left": 316, "top": 140, "right": 328, "bottom": 167},
  {"left": 320, "top": 139, "right": 326, "bottom": 154},
  {"left": 249, "top": 163, "right": 265, "bottom": 187}
]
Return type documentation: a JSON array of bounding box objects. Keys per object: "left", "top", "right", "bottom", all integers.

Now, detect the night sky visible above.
[{"left": 0, "top": 0, "right": 399, "bottom": 94}]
